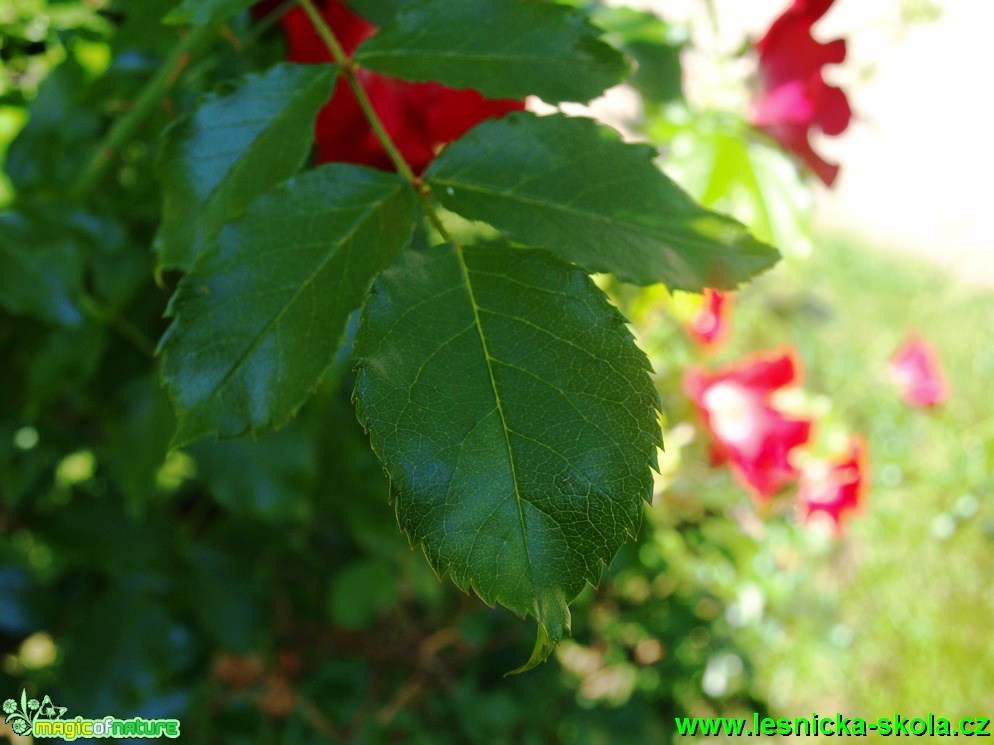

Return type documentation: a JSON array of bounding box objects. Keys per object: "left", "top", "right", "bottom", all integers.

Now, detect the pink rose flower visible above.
[
  {"left": 751, "top": 0, "right": 852, "bottom": 186},
  {"left": 685, "top": 350, "right": 813, "bottom": 500},
  {"left": 687, "top": 289, "right": 732, "bottom": 350},
  {"left": 798, "top": 437, "right": 868, "bottom": 532},
  {"left": 890, "top": 334, "right": 950, "bottom": 407}
]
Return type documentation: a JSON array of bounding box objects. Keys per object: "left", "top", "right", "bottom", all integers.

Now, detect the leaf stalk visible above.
[{"left": 297, "top": 0, "right": 457, "bottom": 245}]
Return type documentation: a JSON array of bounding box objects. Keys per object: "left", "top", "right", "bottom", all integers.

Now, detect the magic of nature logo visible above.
[{"left": 3, "top": 689, "right": 180, "bottom": 740}]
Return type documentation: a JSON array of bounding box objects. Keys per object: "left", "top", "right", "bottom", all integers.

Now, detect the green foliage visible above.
[
  {"left": 355, "top": 243, "right": 660, "bottom": 669},
  {"left": 164, "top": 0, "right": 256, "bottom": 27},
  {"left": 426, "top": 113, "right": 779, "bottom": 289},
  {"left": 346, "top": 0, "right": 410, "bottom": 25},
  {"left": 142, "top": 0, "right": 774, "bottom": 663},
  {"left": 591, "top": 6, "right": 685, "bottom": 107},
  {"left": 355, "top": 0, "right": 630, "bottom": 103},
  {"left": 0, "top": 210, "right": 84, "bottom": 326},
  {"left": 160, "top": 164, "right": 417, "bottom": 446},
  {"left": 155, "top": 63, "right": 338, "bottom": 269},
  {"left": 327, "top": 558, "right": 399, "bottom": 629},
  {"left": 656, "top": 114, "right": 813, "bottom": 259},
  {"left": 190, "top": 420, "right": 318, "bottom": 523},
  {"left": 5, "top": 59, "right": 103, "bottom": 196}
]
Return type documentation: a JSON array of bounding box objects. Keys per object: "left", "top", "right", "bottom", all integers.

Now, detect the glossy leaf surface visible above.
[
  {"left": 355, "top": 243, "right": 660, "bottom": 669},
  {"left": 426, "top": 113, "right": 779, "bottom": 289},
  {"left": 160, "top": 164, "right": 417, "bottom": 447},
  {"left": 155, "top": 63, "right": 338, "bottom": 268},
  {"left": 355, "top": 0, "right": 628, "bottom": 103}
]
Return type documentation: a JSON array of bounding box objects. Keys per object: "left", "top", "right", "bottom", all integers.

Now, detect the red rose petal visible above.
[
  {"left": 798, "top": 437, "right": 868, "bottom": 532},
  {"left": 751, "top": 0, "right": 852, "bottom": 186},
  {"left": 687, "top": 289, "right": 732, "bottom": 349},
  {"left": 273, "top": 0, "right": 524, "bottom": 172},
  {"left": 685, "top": 350, "right": 813, "bottom": 501},
  {"left": 890, "top": 334, "right": 950, "bottom": 408}
]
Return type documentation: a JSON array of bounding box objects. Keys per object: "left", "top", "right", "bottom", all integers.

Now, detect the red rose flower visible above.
[
  {"left": 889, "top": 334, "right": 950, "bottom": 408},
  {"left": 751, "top": 0, "right": 852, "bottom": 186},
  {"left": 685, "top": 350, "right": 813, "bottom": 501},
  {"left": 276, "top": 0, "right": 525, "bottom": 172},
  {"left": 687, "top": 288, "right": 732, "bottom": 349},
  {"left": 798, "top": 437, "right": 868, "bottom": 532}
]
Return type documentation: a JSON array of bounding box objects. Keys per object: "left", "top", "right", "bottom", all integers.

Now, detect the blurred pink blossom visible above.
[
  {"left": 687, "top": 289, "right": 732, "bottom": 349},
  {"left": 890, "top": 335, "right": 950, "bottom": 407},
  {"left": 798, "top": 437, "right": 868, "bottom": 533},
  {"left": 685, "top": 350, "right": 813, "bottom": 501}
]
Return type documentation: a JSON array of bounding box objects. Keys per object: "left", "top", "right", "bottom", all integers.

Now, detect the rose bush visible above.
[{"left": 6, "top": 0, "right": 979, "bottom": 739}]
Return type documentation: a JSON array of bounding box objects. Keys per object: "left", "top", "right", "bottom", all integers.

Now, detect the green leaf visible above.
[
  {"left": 347, "top": 0, "right": 410, "bottom": 25},
  {"left": 355, "top": 243, "right": 660, "bottom": 670},
  {"left": 41, "top": 501, "right": 170, "bottom": 573},
  {"left": 160, "top": 163, "right": 417, "bottom": 449},
  {"left": 185, "top": 543, "right": 266, "bottom": 651},
  {"left": 60, "top": 577, "right": 178, "bottom": 713},
  {"left": 109, "top": 0, "right": 183, "bottom": 56},
  {"left": 26, "top": 322, "right": 106, "bottom": 416},
  {"left": 592, "top": 6, "right": 684, "bottom": 106},
  {"left": 4, "top": 59, "right": 102, "bottom": 196},
  {"left": 660, "top": 118, "right": 814, "bottom": 259},
  {"left": 327, "top": 558, "right": 400, "bottom": 629},
  {"left": 191, "top": 421, "right": 317, "bottom": 523},
  {"left": 164, "top": 0, "right": 254, "bottom": 26},
  {"left": 103, "top": 375, "right": 176, "bottom": 508},
  {"left": 0, "top": 211, "right": 85, "bottom": 326},
  {"left": 425, "top": 112, "right": 779, "bottom": 290},
  {"left": 354, "top": 0, "right": 629, "bottom": 104},
  {"left": 154, "top": 63, "right": 338, "bottom": 269}
]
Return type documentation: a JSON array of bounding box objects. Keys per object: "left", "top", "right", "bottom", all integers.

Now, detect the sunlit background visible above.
[{"left": 594, "top": 0, "right": 994, "bottom": 727}]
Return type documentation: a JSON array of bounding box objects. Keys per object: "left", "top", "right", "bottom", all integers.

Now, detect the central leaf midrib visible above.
[
  {"left": 360, "top": 50, "right": 599, "bottom": 66},
  {"left": 454, "top": 249, "right": 539, "bottom": 612},
  {"left": 431, "top": 178, "right": 770, "bottom": 261},
  {"left": 202, "top": 68, "right": 336, "bottom": 213}
]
